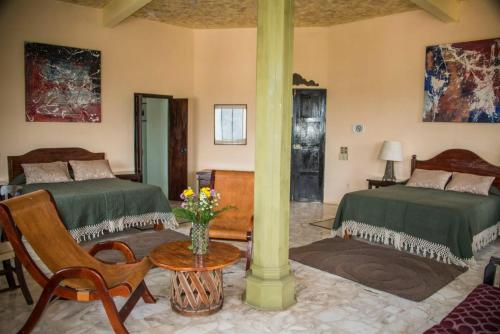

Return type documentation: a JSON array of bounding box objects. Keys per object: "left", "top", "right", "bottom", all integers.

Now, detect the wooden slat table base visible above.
[{"left": 171, "top": 269, "right": 224, "bottom": 316}]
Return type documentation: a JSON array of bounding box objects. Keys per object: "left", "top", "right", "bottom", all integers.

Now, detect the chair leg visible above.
[
  {"left": 18, "top": 277, "right": 60, "bottom": 333},
  {"left": 98, "top": 290, "right": 129, "bottom": 334},
  {"left": 246, "top": 232, "right": 252, "bottom": 271},
  {"left": 118, "top": 281, "right": 155, "bottom": 323},
  {"left": 141, "top": 283, "right": 156, "bottom": 304},
  {"left": 14, "top": 257, "right": 33, "bottom": 305},
  {"left": 2, "top": 259, "right": 16, "bottom": 289}
]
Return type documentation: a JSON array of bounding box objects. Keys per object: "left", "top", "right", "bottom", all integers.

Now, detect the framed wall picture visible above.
[
  {"left": 214, "top": 104, "right": 247, "bottom": 145},
  {"left": 25, "top": 42, "right": 101, "bottom": 122},
  {"left": 423, "top": 38, "right": 499, "bottom": 123}
]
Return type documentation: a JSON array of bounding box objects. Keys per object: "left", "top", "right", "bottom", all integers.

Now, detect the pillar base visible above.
[{"left": 244, "top": 269, "right": 296, "bottom": 310}]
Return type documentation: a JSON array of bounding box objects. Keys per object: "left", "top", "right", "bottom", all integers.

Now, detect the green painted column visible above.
[{"left": 244, "top": 0, "right": 296, "bottom": 310}]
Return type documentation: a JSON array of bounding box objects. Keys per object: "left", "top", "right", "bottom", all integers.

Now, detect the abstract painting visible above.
[
  {"left": 423, "top": 38, "right": 499, "bottom": 123},
  {"left": 25, "top": 42, "right": 101, "bottom": 122}
]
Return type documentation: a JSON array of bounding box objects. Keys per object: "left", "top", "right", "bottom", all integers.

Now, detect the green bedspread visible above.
[
  {"left": 22, "top": 178, "right": 176, "bottom": 242},
  {"left": 333, "top": 185, "right": 500, "bottom": 266}
]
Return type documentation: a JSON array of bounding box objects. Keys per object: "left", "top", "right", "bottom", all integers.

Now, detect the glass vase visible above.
[{"left": 191, "top": 222, "right": 209, "bottom": 255}]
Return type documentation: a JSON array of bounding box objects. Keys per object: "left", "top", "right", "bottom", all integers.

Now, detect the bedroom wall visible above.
[
  {"left": 192, "top": 27, "right": 329, "bottom": 172},
  {"left": 324, "top": 0, "right": 500, "bottom": 202},
  {"left": 0, "top": 0, "right": 194, "bottom": 182},
  {"left": 192, "top": 0, "right": 500, "bottom": 203}
]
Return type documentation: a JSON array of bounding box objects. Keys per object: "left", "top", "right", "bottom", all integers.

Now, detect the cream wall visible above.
[
  {"left": 192, "top": 27, "right": 329, "bottom": 172},
  {"left": 193, "top": 0, "right": 500, "bottom": 203},
  {"left": 192, "top": 28, "right": 257, "bottom": 172},
  {"left": 324, "top": 0, "right": 500, "bottom": 202},
  {"left": 0, "top": 0, "right": 194, "bottom": 182}
]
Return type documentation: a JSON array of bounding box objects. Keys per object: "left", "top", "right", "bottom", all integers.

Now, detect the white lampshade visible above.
[{"left": 378, "top": 140, "right": 403, "bottom": 162}]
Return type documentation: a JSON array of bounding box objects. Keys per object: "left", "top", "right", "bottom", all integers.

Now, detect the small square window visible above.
[{"left": 214, "top": 104, "right": 247, "bottom": 145}]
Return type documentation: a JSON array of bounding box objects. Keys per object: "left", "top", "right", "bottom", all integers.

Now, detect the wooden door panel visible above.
[
  {"left": 134, "top": 94, "right": 143, "bottom": 180},
  {"left": 168, "top": 98, "right": 188, "bottom": 201},
  {"left": 291, "top": 89, "right": 326, "bottom": 202},
  {"left": 293, "top": 173, "right": 322, "bottom": 202}
]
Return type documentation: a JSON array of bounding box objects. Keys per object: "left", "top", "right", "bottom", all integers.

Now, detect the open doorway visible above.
[
  {"left": 134, "top": 93, "right": 188, "bottom": 200},
  {"left": 290, "top": 89, "right": 327, "bottom": 202}
]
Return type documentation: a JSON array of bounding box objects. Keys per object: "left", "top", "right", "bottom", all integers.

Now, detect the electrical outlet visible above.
[{"left": 339, "top": 146, "right": 348, "bottom": 160}]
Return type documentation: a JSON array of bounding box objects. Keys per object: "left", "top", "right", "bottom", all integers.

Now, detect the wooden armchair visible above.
[
  {"left": 0, "top": 190, "right": 155, "bottom": 334},
  {"left": 208, "top": 170, "right": 254, "bottom": 270}
]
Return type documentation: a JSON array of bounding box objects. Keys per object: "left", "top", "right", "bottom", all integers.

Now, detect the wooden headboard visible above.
[
  {"left": 8, "top": 148, "right": 105, "bottom": 182},
  {"left": 411, "top": 149, "right": 500, "bottom": 189}
]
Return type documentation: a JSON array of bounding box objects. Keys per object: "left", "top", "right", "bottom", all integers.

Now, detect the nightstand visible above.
[
  {"left": 367, "top": 178, "right": 406, "bottom": 189},
  {"left": 196, "top": 169, "right": 213, "bottom": 191},
  {"left": 115, "top": 172, "right": 141, "bottom": 182}
]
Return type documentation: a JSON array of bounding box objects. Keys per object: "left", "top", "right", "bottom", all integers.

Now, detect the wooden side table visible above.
[
  {"left": 367, "top": 178, "right": 406, "bottom": 189},
  {"left": 149, "top": 240, "right": 240, "bottom": 316},
  {"left": 196, "top": 170, "right": 213, "bottom": 191},
  {"left": 115, "top": 173, "right": 141, "bottom": 182}
]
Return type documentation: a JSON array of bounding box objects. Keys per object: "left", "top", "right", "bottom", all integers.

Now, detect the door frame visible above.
[
  {"left": 133, "top": 93, "right": 173, "bottom": 183},
  {"left": 291, "top": 88, "right": 327, "bottom": 202}
]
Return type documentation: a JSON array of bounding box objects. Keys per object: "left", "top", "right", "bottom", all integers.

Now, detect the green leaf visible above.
[
  {"left": 213, "top": 205, "right": 236, "bottom": 217},
  {"left": 172, "top": 208, "right": 195, "bottom": 222}
]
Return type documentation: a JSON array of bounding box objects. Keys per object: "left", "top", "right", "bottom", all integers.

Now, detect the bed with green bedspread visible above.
[
  {"left": 333, "top": 184, "right": 500, "bottom": 267},
  {"left": 21, "top": 178, "right": 177, "bottom": 242}
]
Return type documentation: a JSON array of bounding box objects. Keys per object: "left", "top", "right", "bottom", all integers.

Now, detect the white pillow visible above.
[
  {"left": 22, "top": 161, "right": 72, "bottom": 184},
  {"left": 406, "top": 169, "right": 452, "bottom": 190},
  {"left": 69, "top": 160, "right": 115, "bottom": 181},
  {"left": 445, "top": 172, "right": 495, "bottom": 196}
]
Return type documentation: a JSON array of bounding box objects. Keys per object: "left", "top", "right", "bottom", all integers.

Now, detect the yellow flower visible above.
[
  {"left": 200, "top": 187, "right": 211, "bottom": 198},
  {"left": 183, "top": 188, "right": 194, "bottom": 197}
]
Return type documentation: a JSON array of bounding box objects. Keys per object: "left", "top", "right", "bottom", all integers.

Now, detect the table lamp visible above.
[{"left": 378, "top": 141, "right": 403, "bottom": 181}]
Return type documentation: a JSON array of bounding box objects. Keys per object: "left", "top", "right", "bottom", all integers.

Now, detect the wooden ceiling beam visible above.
[
  {"left": 410, "top": 0, "right": 461, "bottom": 22},
  {"left": 103, "top": 0, "right": 152, "bottom": 27}
]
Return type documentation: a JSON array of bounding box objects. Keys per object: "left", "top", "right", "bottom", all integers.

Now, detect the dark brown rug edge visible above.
[
  {"left": 309, "top": 219, "right": 334, "bottom": 229},
  {"left": 289, "top": 237, "right": 467, "bottom": 302},
  {"left": 82, "top": 229, "right": 189, "bottom": 263}
]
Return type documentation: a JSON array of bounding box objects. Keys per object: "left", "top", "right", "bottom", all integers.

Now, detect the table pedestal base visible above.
[{"left": 171, "top": 269, "right": 224, "bottom": 316}]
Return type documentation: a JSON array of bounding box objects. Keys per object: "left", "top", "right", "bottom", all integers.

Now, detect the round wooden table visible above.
[{"left": 149, "top": 240, "right": 241, "bottom": 316}]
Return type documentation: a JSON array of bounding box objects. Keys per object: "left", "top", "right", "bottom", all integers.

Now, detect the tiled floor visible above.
[{"left": 0, "top": 202, "right": 498, "bottom": 333}]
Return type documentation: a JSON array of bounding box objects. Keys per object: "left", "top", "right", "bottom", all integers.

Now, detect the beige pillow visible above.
[
  {"left": 22, "top": 161, "right": 72, "bottom": 184},
  {"left": 406, "top": 169, "right": 452, "bottom": 190},
  {"left": 445, "top": 172, "right": 495, "bottom": 196},
  {"left": 69, "top": 160, "right": 115, "bottom": 181}
]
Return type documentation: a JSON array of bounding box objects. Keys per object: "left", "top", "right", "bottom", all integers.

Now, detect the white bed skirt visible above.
[
  {"left": 70, "top": 212, "right": 178, "bottom": 242},
  {"left": 332, "top": 220, "right": 499, "bottom": 268}
]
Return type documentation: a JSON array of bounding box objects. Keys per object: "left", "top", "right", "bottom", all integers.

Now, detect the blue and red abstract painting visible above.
[
  {"left": 25, "top": 42, "right": 101, "bottom": 122},
  {"left": 423, "top": 38, "right": 499, "bottom": 123}
]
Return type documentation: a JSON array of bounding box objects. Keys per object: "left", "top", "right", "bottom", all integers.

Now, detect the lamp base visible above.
[{"left": 382, "top": 160, "right": 396, "bottom": 182}]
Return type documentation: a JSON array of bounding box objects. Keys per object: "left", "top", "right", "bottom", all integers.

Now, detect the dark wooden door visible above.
[
  {"left": 168, "top": 98, "right": 188, "bottom": 200},
  {"left": 291, "top": 89, "right": 326, "bottom": 202}
]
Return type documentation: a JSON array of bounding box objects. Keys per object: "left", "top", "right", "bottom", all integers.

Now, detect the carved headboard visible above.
[
  {"left": 8, "top": 148, "right": 105, "bottom": 182},
  {"left": 411, "top": 149, "right": 500, "bottom": 189}
]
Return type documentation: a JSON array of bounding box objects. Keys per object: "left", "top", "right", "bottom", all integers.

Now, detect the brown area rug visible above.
[
  {"left": 289, "top": 237, "right": 467, "bottom": 301},
  {"left": 82, "top": 228, "right": 189, "bottom": 263},
  {"left": 309, "top": 219, "right": 334, "bottom": 229}
]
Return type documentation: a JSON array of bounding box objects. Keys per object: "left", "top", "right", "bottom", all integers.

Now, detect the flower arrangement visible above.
[{"left": 172, "top": 187, "right": 233, "bottom": 254}]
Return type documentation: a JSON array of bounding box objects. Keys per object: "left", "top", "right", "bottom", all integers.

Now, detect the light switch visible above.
[{"left": 339, "top": 146, "right": 348, "bottom": 160}]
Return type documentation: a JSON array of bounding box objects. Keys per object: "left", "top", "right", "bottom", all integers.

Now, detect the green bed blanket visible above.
[
  {"left": 333, "top": 184, "right": 500, "bottom": 267},
  {"left": 22, "top": 178, "right": 177, "bottom": 242}
]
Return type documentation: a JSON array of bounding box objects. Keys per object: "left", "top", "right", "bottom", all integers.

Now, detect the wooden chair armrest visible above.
[
  {"left": 483, "top": 256, "right": 500, "bottom": 286},
  {"left": 88, "top": 241, "right": 137, "bottom": 264}
]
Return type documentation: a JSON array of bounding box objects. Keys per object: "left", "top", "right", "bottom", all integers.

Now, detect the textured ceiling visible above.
[{"left": 60, "top": 0, "right": 419, "bottom": 28}]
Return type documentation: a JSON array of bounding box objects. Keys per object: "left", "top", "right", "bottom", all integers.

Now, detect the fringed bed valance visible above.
[
  {"left": 333, "top": 221, "right": 499, "bottom": 268},
  {"left": 70, "top": 212, "right": 178, "bottom": 242}
]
